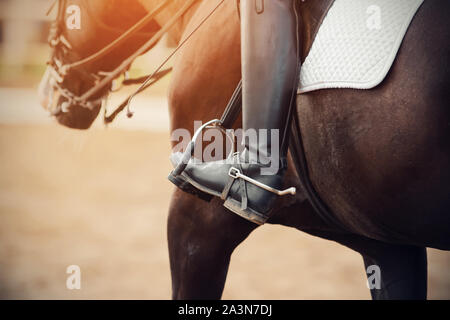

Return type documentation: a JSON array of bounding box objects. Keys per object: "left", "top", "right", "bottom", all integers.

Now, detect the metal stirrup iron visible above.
[{"left": 172, "top": 119, "right": 223, "bottom": 176}]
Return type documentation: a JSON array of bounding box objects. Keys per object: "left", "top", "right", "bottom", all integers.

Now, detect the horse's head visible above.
[{"left": 38, "top": 0, "right": 160, "bottom": 129}]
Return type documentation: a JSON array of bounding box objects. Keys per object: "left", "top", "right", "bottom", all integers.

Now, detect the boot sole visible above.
[
  {"left": 223, "top": 197, "right": 268, "bottom": 225},
  {"left": 169, "top": 171, "right": 269, "bottom": 225},
  {"left": 168, "top": 172, "right": 213, "bottom": 202}
]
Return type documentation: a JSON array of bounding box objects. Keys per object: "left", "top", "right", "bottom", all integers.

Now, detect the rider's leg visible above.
[
  {"left": 169, "top": 0, "right": 300, "bottom": 225},
  {"left": 241, "top": 0, "right": 299, "bottom": 166}
]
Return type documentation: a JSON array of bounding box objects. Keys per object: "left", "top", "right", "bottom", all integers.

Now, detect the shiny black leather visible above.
[
  {"left": 169, "top": 0, "right": 300, "bottom": 223},
  {"left": 241, "top": 0, "right": 300, "bottom": 159},
  {"left": 179, "top": 152, "right": 285, "bottom": 217}
]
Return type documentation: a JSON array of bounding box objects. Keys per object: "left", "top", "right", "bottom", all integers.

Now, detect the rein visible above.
[
  {"left": 118, "top": 0, "right": 226, "bottom": 121},
  {"left": 46, "top": 0, "right": 199, "bottom": 122},
  {"left": 60, "top": 0, "right": 173, "bottom": 73}
]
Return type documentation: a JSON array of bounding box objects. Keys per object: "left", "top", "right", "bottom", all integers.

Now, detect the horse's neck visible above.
[
  {"left": 89, "top": 0, "right": 152, "bottom": 28},
  {"left": 138, "top": 0, "right": 202, "bottom": 45},
  {"left": 299, "top": 0, "right": 334, "bottom": 62}
]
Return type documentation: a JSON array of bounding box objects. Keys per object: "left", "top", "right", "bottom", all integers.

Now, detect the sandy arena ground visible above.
[{"left": 0, "top": 122, "right": 449, "bottom": 300}]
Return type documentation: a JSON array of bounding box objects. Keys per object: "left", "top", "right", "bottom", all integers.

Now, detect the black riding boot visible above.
[{"left": 169, "top": 0, "right": 300, "bottom": 225}]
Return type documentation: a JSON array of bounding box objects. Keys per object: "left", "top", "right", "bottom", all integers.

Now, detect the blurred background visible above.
[{"left": 0, "top": 0, "right": 449, "bottom": 299}]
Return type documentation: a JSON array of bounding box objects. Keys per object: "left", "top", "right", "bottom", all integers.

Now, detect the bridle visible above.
[{"left": 46, "top": 0, "right": 199, "bottom": 122}]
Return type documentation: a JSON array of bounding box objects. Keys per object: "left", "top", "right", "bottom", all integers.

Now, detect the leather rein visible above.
[{"left": 47, "top": 0, "right": 198, "bottom": 123}]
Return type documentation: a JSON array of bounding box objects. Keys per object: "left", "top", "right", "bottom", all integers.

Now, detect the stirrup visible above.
[
  {"left": 169, "top": 118, "right": 234, "bottom": 202},
  {"left": 172, "top": 119, "right": 229, "bottom": 176}
]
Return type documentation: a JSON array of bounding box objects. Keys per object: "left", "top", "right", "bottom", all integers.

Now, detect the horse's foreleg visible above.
[
  {"left": 167, "top": 189, "right": 257, "bottom": 299},
  {"left": 362, "top": 245, "right": 427, "bottom": 300}
]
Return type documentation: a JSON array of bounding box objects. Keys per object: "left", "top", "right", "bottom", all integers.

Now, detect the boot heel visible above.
[
  {"left": 168, "top": 172, "right": 213, "bottom": 202},
  {"left": 223, "top": 197, "right": 268, "bottom": 225}
]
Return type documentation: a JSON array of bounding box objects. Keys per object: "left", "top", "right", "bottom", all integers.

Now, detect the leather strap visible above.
[
  {"left": 221, "top": 175, "right": 236, "bottom": 200},
  {"left": 237, "top": 162, "right": 248, "bottom": 210},
  {"left": 219, "top": 80, "right": 242, "bottom": 129},
  {"left": 220, "top": 161, "right": 248, "bottom": 211},
  {"left": 64, "top": 0, "right": 172, "bottom": 71}
]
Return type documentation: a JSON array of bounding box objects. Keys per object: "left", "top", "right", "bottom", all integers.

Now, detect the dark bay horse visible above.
[
  {"left": 167, "top": 0, "right": 450, "bottom": 300},
  {"left": 39, "top": 0, "right": 450, "bottom": 299}
]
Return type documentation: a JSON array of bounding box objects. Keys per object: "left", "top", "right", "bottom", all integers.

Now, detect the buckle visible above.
[{"left": 228, "top": 167, "right": 240, "bottom": 179}]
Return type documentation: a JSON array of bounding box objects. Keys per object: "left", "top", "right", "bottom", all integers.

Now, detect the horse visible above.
[{"left": 39, "top": 0, "right": 450, "bottom": 300}]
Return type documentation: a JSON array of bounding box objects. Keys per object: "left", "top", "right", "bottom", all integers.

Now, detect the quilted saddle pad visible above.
[{"left": 298, "top": 0, "right": 424, "bottom": 94}]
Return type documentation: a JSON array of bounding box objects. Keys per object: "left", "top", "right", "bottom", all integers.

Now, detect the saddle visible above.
[
  {"left": 222, "top": 0, "right": 424, "bottom": 230},
  {"left": 299, "top": 0, "right": 425, "bottom": 93}
]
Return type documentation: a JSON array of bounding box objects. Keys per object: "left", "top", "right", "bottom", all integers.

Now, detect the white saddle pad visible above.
[{"left": 298, "top": 0, "right": 424, "bottom": 94}]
